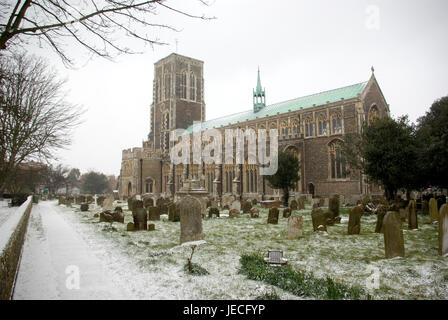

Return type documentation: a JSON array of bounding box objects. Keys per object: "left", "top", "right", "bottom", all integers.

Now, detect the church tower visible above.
[
  {"left": 253, "top": 67, "right": 266, "bottom": 113},
  {"left": 148, "top": 53, "right": 205, "bottom": 152}
]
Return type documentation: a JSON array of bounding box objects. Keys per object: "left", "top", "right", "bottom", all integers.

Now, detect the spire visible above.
[{"left": 253, "top": 67, "right": 266, "bottom": 112}]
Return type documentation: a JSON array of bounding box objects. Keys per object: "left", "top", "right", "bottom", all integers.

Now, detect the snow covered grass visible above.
[{"left": 55, "top": 201, "right": 448, "bottom": 300}]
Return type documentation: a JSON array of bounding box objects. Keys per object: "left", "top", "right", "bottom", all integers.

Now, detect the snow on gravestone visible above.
[
  {"left": 383, "top": 211, "right": 405, "bottom": 259},
  {"left": 179, "top": 196, "right": 203, "bottom": 244},
  {"left": 287, "top": 216, "right": 303, "bottom": 239},
  {"left": 439, "top": 204, "right": 448, "bottom": 256}
]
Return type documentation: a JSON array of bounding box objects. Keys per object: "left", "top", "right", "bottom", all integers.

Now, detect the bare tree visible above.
[
  {"left": 0, "top": 0, "right": 213, "bottom": 65},
  {"left": 0, "top": 53, "right": 84, "bottom": 194}
]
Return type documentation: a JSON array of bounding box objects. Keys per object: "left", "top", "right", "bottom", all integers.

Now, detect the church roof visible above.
[{"left": 185, "top": 80, "right": 367, "bottom": 134}]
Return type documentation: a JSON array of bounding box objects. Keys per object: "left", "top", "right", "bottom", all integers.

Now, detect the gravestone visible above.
[
  {"left": 157, "top": 198, "right": 170, "bottom": 215},
  {"left": 298, "top": 198, "right": 305, "bottom": 210},
  {"left": 375, "top": 205, "right": 388, "bottom": 233},
  {"left": 231, "top": 200, "right": 241, "bottom": 212},
  {"left": 102, "top": 195, "right": 115, "bottom": 211},
  {"left": 126, "top": 222, "right": 135, "bottom": 231},
  {"left": 287, "top": 216, "right": 303, "bottom": 239},
  {"left": 348, "top": 206, "right": 363, "bottom": 235},
  {"left": 311, "top": 208, "right": 333, "bottom": 232},
  {"left": 80, "top": 203, "right": 89, "bottom": 211},
  {"left": 250, "top": 207, "right": 259, "bottom": 218},
  {"left": 179, "top": 196, "right": 203, "bottom": 244},
  {"left": 134, "top": 208, "right": 147, "bottom": 230},
  {"left": 407, "top": 200, "right": 418, "bottom": 230},
  {"left": 267, "top": 208, "right": 279, "bottom": 224},
  {"left": 148, "top": 223, "right": 155, "bottom": 231},
  {"left": 143, "top": 196, "right": 154, "bottom": 208},
  {"left": 439, "top": 204, "right": 448, "bottom": 256},
  {"left": 329, "top": 196, "right": 340, "bottom": 218},
  {"left": 290, "top": 200, "right": 298, "bottom": 210},
  {"left": 241, "top": 200, "right": 252, "bottom": 213},
  {"left": 100, "top": 211, "right": 114, "bottom": 222},
  {"left": 283, "top": 208, "right": 291, "bottom": 218},
  {"left": 252, "top": 198, "right": 258, "bottom": 205},
  {"left": 112, "top": 209, "right": 125, "bottom": 223},
  {"left": 383, "top": 211, "right": 405, "bottom": 258},
  {"left": 429, "top": 198, "right": 439, "bottom": 223},
  {"left": 168, "top": 203, "right": 180, "bottom": 222},
  {"left": 399, "top": 208, "right": 407, "bottom": 222},
  {"left": 208, "top": 207, "right": 220, "bottom": 218},
  {"left": 229, "top": 208, "right": 240, "bottom": 218},
  {"left": 148, "top": 206, "right": 161, "bottom": 221},
  {"left": 422, "top": 200, "right": 429, "bottom": 215}
]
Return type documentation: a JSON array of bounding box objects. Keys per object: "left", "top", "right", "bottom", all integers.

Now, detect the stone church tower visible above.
[{"left": 148, "top": 53, "right": 205, "bottom": 152}]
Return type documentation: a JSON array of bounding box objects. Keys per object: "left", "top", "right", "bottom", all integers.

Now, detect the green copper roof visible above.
[{"left": 185, "top": 80, "right": 367, "bottom": 134}]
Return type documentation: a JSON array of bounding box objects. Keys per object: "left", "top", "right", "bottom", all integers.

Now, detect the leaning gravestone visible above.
[
  {"left": 422, "top": 200, "right": 429, "bottom": 215},
  {"left": 375, "top": 205, "right": 387, "bottom": 233},
  {"left": 348, "top": 205, "right": 363, "bottom": 235},
  {"left": 148, "top": 206, "right": 160, "bottom": 221},
  {"left": 287, "top": 216, "right": 303, "bottom": 239},
  {"left": 429, "top": 198, "right": 439, "bottom": 223},
  {"left": 383, "top": 211, "right": 405, "bottom": 258},
  {"left": 229, "top": 208, "right": 240, "bottom": 218},
  {"left": 329, "top": 196, "right": 340, "bottom": 218},
  {"left": 100, "top": 211, "right": 114, "bottom": 222},
  {"left": 102, "top": 195, "right": 115, "bottom": 211},
  {"left": 179, "top": 196, "right": 203, "bottom": 244},
  {"left": 283, "top": 208, "right": 291, "bottom": 218},
  {"left": 168, "top": 203, "right": 180, "bottom": 222},
  {"left": 267, "top": 208, "right": 279, "bottom": 224},
  {"left": 290, "top": 200, "right": 298, "bottom": 210},
  {"left": 208, "top": 207, "right": 220, "bottom": 218},
  {"left": 439, "top": 204, "right": 448, "bottom": 256},
  {"left": 250, "top": 207, "right": 259, "bottom": 218},
  {"left": 407, "top": 200, "right": 418, "bottom": 230}
]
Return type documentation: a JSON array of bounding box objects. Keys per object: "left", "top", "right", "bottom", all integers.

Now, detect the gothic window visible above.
[
  {"left": 229, "top": 171, "right": 233, "bottom": 192},
  {"left": 328, "top": 140, "right": 347, "bottom": 180},
  {"left": 369, "top": 105, "right": 380, "bottom": 124},
  {"left": 196, "top": 77, "right": 202, "bottom": 102},
  {"left": 331, "top": 112, "right": 342, "bottom": 134},
  {"left": 292, "top": 121, "right": 299, "bottom": 136},
  {"left": 189, "top": 72, "right": 196, "bottom": 101},
  {"left": 254, "top": 169, "right": 257, "bottom": 192},
  {"left": 305, "top": 117, "right": 314, "bottom": 137},
  {"left": 280, "top": 121, "right": 287, "bottom": 138},
  {"left": 246, "top": 170, "right": 249, "bottom": 192},
  {"left": 181, "top": 72, "right": 187, "bottom": 99},
  {"left": 225, "top": 172, "right": 229, "bottom": 193},
  {"left": 318, "top": 114, "right": 328, "bottom": 136},
  {"left": 164, "top": 74, "right": 171, "bottom": 100}
]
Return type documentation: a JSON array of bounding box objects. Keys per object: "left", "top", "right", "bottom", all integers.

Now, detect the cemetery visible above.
[{"left": 37, "top": 193, "right": 448, "bottom": 300}]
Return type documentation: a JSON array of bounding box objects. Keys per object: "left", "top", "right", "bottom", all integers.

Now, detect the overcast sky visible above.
[{"left": 27, "top": 0, "right": 448, "bottom": 177}]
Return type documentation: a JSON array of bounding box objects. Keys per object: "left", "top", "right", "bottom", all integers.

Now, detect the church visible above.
[{"left": 118, "top": 53, "right": 389, "bottom": 203}]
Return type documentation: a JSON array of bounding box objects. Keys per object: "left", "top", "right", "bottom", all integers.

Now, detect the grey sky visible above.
[{"left": 27, "top": 0, "right": 448, "bottom": 177}]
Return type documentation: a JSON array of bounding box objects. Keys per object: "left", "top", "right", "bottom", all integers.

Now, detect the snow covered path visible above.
[{"left": 13, "top": 201, "right": 132, "bottom": 300}]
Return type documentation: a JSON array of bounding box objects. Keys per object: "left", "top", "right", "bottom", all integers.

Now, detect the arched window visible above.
[
  {"left": 305, "top": 117, "right": 314, "bottom": 137},
  {"left": 189, "top": 72, "right": 196, "bottom": 101},
  {"left": 318, "top": 114, "right": 328, "bottom": 136},
  {"left": 331, "top": 112, "right": 342, "bottom": 134},
  {"left": 369, "top": 105, "right": 380, "bottom": 124},
  {"left": 254, "top": 169, "right": 258, "bottom": 192},
  {"left": 246, "top": 170, "right": 249, "bottom": 192},
  {"left": 292, "top": 121, "right": 299, "bottom": 136},
  {"left": 280, "top": 121, "right": 287, "bottom": 138},
  {"left": 328, "top": 140, "right": 347, "bottom": 180}
]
